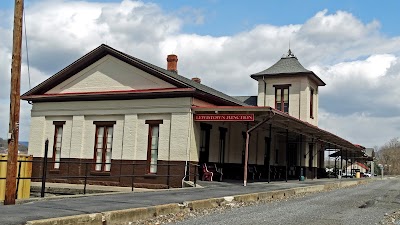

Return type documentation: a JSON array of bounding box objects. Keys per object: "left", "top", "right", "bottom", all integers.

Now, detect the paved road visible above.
[{"left": 172, "top": 178, "right": 400, "bottom": 225}]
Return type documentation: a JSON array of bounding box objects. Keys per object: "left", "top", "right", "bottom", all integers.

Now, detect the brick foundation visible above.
[{"left": 31, "top": 157, "right": 198, "bottom": 188}]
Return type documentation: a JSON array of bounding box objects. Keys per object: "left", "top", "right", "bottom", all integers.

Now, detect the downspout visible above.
[
  {"left": 182, "top": 103, "right": 193, "bottom": 187},
  {"left": 244, "top": 111, "right": 275, "bottom": 186},
  {"left": 167, "top": 114, "right": 173, "bottom": 186},
  {"left": 255, "top": 131, "right": 259, "bottom": 164},
  {"left": 263, "top": 76, "right": 267, "bottom": 107},
  {"left": 119, "top": 120, "right": 125, "bottom": 184},
  {"left": 68, "top": 117, "right": 74, "bottom": 175}
]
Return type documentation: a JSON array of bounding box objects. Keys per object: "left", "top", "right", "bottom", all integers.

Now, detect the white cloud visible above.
[
  {"left": 319, "top": 109, "right": 400, "bottom": 148},
  {"left": 311, "top": 55, "right": 400, "bottom": 117},
  {"left": 299, "top": 10, "right": 380, "bottom": 43},
  {"left": 0, "top": 1, "right": 400, "bottom": 148}
]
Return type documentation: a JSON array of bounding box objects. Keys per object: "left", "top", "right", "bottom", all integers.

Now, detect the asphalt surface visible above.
[
  {"left": 172, "top": 178, "right": 400, "bottom": 225},
  {"left": 0, "top": 178, "right": 358, "bottom": 225}
]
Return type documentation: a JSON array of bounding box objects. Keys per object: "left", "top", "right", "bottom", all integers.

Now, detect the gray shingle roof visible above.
[
  {"left": 22, "top": 44, "right": 248, "bottom": 106},
  {"left": 111, "top": 46, "right": 248, "bottom": 106},
  {"left": 253, "top": 56, "right": 311, "bottom": 75},
  {"left": 232, "top": 96, "right": 258, "bottom": 106},
  {"left": 250, "top": 50, "right": 326, "bottom": 86}
]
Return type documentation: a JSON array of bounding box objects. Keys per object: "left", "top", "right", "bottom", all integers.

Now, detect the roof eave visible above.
[
  {"left": 21, "top": 44, "right": 190, "bottom": 97},
  {"left": 21, "top": 88, "right": 244, "bottom": 106},
  {"left": 22, "top": 44, "right": 245, "bottom": 106},
  {"left": 250, "top": 72, "right": 326, "bottom": 86},
  {"left": 22, "top": 88, "right": 197, "bottom": 102}
]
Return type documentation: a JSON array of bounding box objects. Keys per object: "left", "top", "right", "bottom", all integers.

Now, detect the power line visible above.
[{"left": 23, "top": 8, "right": 31, "bottom": 90}]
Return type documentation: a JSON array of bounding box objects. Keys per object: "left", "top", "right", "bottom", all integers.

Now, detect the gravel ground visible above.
[
  {"left": 131, "top": 178, "right": 400, "bottom": 225},
  {"left": 381, "top": 210, "right": 400, "bottom": 225}
]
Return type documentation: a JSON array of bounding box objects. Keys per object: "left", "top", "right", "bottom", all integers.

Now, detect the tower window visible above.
[
  {"left": 310, "top": 88, "right": 314, "bottom": 118},
  {"left": 274, "top": 84, "right": 291, "bottom": 113}
]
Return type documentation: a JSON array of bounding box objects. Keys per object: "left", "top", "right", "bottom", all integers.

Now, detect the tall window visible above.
[
  {"left": 219, "top": 127, "right": 227, "bottom": 164},
  {"left": 199, "top": 123, "right": 211, "bottom": 163},
  {"left": 274, "top": 85, "right": 290, "bottom": 113},
  {"left": 288, "top": 143, "right": 297, "bottom": 166},
  {"left": 264, "top": 137, "right": 271, "bottom": 166},
  {"left": 146, "top": 120, "right": 163, "bottom": 174},
  {"left": 310, "top": 88, "right": 314, "bottom": 118},
  {"left": 242, "top": 132, "right": 246, "bottom": 165},
  {"left": 93, "top": 122, "right": 115, "bottom": 172},
  {"left": 308, "top": 143, "right": 314, "bottom": 170},
  {"left": 52, "top": 121, "right": 65, "bottom": 169}
]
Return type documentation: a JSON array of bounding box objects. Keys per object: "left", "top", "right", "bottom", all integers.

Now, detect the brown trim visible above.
[
  {"left": 22, "top": 89, "right": 240, "bottom": 107},
  {"left": 251, "top": 72, "right": 326, "bottom": 86},
  {"left": 200, "top": 123, "right": 212, "bottom": 130},
  {"left": 93, "top": 121, "right": 116, "bottom": 126},
  {"left": 20, "top": 44, "right": 243, "bottom": 107},
  {"left": 21, "top": 44, "right": 243, "bottom": 106},
  {"left": 53, "top": 121, "right": 66, "bottom": 125},
  {"left": 310, "top": 88, "right": 314, "bottom": 119},
  {"left": 272, "top": 84, "right": 292, "bottom": 88},
  {"left": 22, "top": 88, "right": 196, "bottom": 102},
  {"left": 21, "top": 45, "right": 188, "bottom": 97},
  {"left": 49, "top": 170, "right": 60, "bottom": 174},
  {"left": 90, "top": 171, "right": 111, "bottom": 176},
  {"left": 143, "top": 174, "right": 158, "bottom": 179},
  {"left": 275, "top": 86, "right": 289, "bottom": 113},
  {"left": 93, "top": 123, "right": 114, "bottom": 172},
  {"left": 145, "top": 120, "right": 163, "bottom": 125},
  {"left": 52, "top": 123, "right": 64, "bottom": 170},
  {"left": 146, "top": 121, "right": 162, "bottom": 174}
]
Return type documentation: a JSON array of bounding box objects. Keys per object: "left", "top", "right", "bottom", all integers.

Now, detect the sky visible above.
[{"left": 0, "top": 0, "right": 400, "bottom": 149}]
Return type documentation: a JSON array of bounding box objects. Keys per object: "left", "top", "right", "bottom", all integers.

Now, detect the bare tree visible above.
[{"left": 377, "top": 138, "right": 400, "bottom": 175}]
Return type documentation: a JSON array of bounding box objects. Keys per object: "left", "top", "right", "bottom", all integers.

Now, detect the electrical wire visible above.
[{"left": 23, "top": 9, "right": 31, "bottom": 90}]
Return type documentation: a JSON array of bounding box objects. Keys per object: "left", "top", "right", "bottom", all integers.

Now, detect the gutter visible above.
[{"left": 182, "top": 100, "right": 194, "bottom": 187}]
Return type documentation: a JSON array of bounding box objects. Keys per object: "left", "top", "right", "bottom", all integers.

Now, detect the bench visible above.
[
  {"left": 201, "top": 163, "right": 223, "bottom": 181},
  {"left": 248, "top": 165, "right": 261, "bottom": 181}
]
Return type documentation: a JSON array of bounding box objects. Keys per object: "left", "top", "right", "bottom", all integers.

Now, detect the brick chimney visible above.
[
  {"left": 167, "top": 54, "right": 178, "bottom": 73},
  {"left": 191, "top": 77, "right": 201, "bottom": 83}
]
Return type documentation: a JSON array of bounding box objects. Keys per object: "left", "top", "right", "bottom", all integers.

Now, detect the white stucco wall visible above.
[
  {"left": 189, "top": 116, "right": 199, "bottom": 162},
  {"left": 28, "top": 116, "right": 47, "bottom": 157},
  {"left": 256, "top": 76, "right": 320, "bottom": 126},
  {"left": 121, "top": 114, "right": 138, "bottom": 160},
  {"left": 136, "top": 114, "right": 171, "bottom": 160},
  {"left": 191, "top": 121, "right": 280, "bottom": 166},
  {"left": 28, "top": 98, "right": 192, "bottom": 163},
  {"left": 83, "top": 115, "right": 124, "bottom": 159},
  {"left": 43, "top": 116, "right": 73, "bottom": 158}
]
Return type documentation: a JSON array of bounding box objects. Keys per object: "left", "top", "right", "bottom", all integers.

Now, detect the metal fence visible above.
[{"left": 0, "top": 141, "right": 199, "bottom": 198}]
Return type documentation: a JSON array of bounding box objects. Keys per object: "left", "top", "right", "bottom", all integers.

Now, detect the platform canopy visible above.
[
  {"left": 192, "top": 106, "right": 363, "bottom": 153},
  {"left": 329, "top": 146, "right": 374, "bottom": 161}
]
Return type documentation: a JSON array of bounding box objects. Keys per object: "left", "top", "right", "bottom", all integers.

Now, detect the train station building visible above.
[{"left": 22, "top": 44, "right": 365, "bottom": 188}]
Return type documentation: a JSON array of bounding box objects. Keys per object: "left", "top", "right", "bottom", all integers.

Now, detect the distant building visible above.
[
  {"left": 345, "top": 161, "right": 369, "bottom": 174},
  {"left": 21, "top": 45, "right": 365, "bottom": 187}
]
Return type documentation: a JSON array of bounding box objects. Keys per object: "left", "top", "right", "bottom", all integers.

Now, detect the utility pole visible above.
[{"left": 4, "top": 0, "right": 24, "bottom": 205}]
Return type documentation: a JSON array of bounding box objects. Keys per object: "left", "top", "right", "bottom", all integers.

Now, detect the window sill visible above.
[
  {"left": 310, "top": 116, "right": 314, "bottom": 119},
  {"left": 49, "top": 170, "right": 60, "bottom": 174},
  {"left": 90, "top": 171, "right": 111, "bottom": 176},
  {"left": 144, "top": 174, "right": 157, "bottom": 179}
]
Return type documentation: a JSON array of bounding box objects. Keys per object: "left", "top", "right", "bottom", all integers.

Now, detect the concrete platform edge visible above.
[{"left": 25, "top": 179, "right": 377, "bottom": 225}]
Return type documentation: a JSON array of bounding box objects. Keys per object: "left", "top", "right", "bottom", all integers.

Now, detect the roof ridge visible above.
[
  {"left": 23, "top": 44, "right": 247, "bottom": 106},
  {"left": 102, "top": 45, "right": 247, "bottom": 106}
]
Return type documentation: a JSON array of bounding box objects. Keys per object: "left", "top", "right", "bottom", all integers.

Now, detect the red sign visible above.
[{"left": 194, "top": 114, "right": 254, "bottom": 122}]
